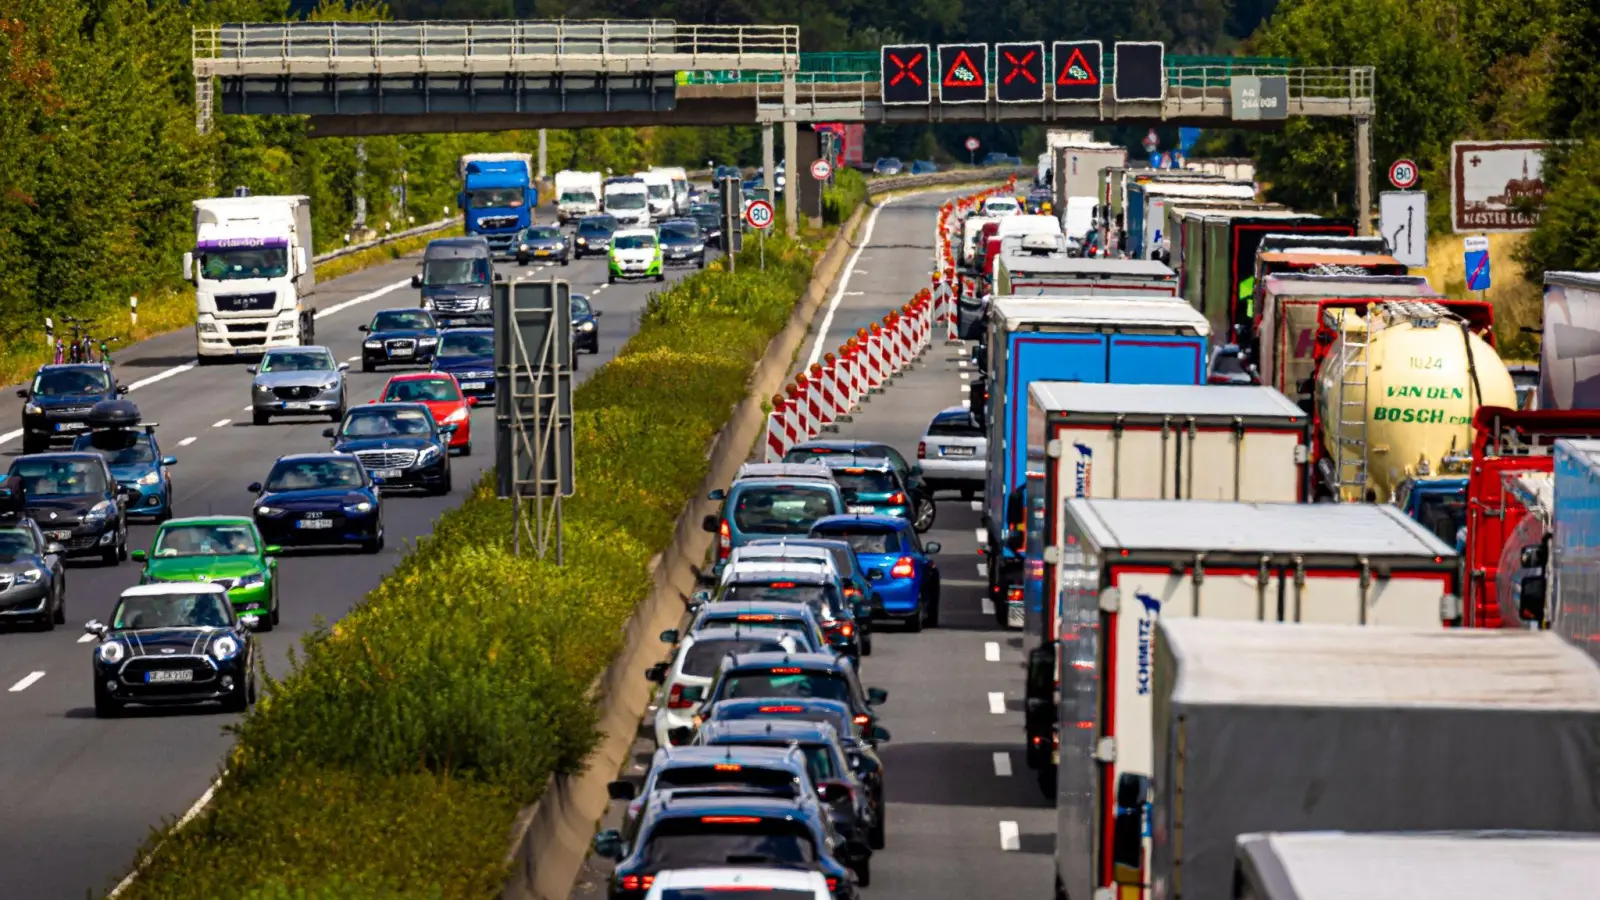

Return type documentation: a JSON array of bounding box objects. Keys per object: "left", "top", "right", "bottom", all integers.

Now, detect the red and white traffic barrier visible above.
[{"left": 765, "top": 394, "right": 788, "bottom": 462}]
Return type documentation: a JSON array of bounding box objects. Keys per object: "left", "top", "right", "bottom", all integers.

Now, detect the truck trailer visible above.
[
  {"left": 1133, "top": 619, "right": 1600, "bottom": 900},
  {"left": 1539, "top": 270, "right": 1600, "bottom": 410},
  {"left": 1128, "top": 181, "right": 1257, "bottom": 262},
  {"left": 1198, "top": 211, "right": 1355, "bottom": 343},
  {"left": 184, "top": 194, "right": 316, "bottom": 360},
  {"left": 1546, "top": 438, "right": 1600, "bottom": 666},
  {"left": 994, "top": 257, "right": 1175, "bottom": 298},
  {"left": 1050, "top": 507, "right": 1466, "bottom": 900}
]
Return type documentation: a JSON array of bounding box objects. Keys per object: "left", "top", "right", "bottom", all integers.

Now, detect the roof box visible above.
[{"left": 87, "top": 399, "right": 141, "bottom": 431}]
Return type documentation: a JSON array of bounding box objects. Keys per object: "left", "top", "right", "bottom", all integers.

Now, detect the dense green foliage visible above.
[
  {"left": 120, "top": 226, "right": 821, "bottom": 899},
  {"left": 824, "top": 167, "right": 868, "bottom": 225}
]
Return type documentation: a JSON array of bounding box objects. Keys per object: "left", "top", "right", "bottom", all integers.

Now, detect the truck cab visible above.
[
  {"left": 460, "top": 154, "right": 534, "bottom": 258},
  {"left": 185, "top": 194, "right": 316, "bottom": 360},
  {"left": 1392, "top": 475, "right": 1469, "bottom": 550}
]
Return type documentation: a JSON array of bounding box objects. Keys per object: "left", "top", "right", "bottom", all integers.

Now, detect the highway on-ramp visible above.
[{"left": 0, "top": 238, "right": 714, "bottom": 898}]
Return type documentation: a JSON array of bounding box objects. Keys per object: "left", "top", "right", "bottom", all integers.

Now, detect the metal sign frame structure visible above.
[
  {"left": 880, "top": 43, "right": 932, "bottom": 106},
  {"left": 1052, "top": 40, "right": 1102, "bottom": 103},
  {"left": 936, "top": 43, "right": 989, "bottom": 105},
  {"left": 494, "top": 277, "right": 574, "bottom": 561},
  {"left": 1113, "top": 41, "right": 1165, "bottom": 102},
  {"left": 995, "top": 41, "right": 1045, "bottom": 104}
]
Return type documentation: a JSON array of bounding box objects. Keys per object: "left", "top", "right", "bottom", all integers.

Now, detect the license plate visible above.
[
  {"left": 535, "top": 249, "right": 550, "bottom": 256},
  {"left": 848, "top": 505, "right": 875, "bottom": 514},
  {"left": 373, "top": 469, "right": 402, "bottom": 480},
  {"left": 54, "top": 422, "right": 86, "bottom": 432},
  {"left": 942, "top": 446, "right": 976, "bottom": 457},
  {"left": 48, "top": 530, "right": 71, "bottom": 541},
  {"left": 390, "top": 347, "right": 414, "bottom": 357},
  {"left": 146, "top": 670, "right": 193, "bottom": 684},
  {"left": 461, "top": 381, "right": 486, "bottom": 390},
  {"left": 296, "top": 518, "right": 334, "bottom": 529},
  {"left": 283, "top": 401, "right": 311, "bottom": 410},
  {"left": 444, "top": 318, "right": 469, "bottom": 326}
]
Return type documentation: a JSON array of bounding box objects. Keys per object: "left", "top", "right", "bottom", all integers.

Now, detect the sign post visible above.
[
  {"left": 965, "top": 136, "right": 980, "bottom": 166},
  {"left": 746, "top": 199, "right": 775, "bottom": 270},
  {"left": 810, "top": 158, "right": 831, "bottom": 222},
  {"left": 1464, "top": 235, "right": 1491, "bottom": 297}
]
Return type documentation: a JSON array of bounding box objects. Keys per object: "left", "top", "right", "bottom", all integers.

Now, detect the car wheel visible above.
[
  {"left": 331, "top": 404, "right": 345, "bottom": 423},
  {"left": 869, "top": 810, "right": 886, "bottom": 850},
  {"left": 460, "top": 440, "right": 472, "bottom": 458},
  {"left": 852, "top": 856, "right": 871, "bottom": 888},
  {"left": 53, "top": 585, "right": 66, "bottom": 625},
  {"left": 961, "top": 487, "right": 976, "bottom": 502},
  {"left": 654, "top": 272, "right": 665, "bottom": 282},
  {"left": 253, "top": 410, "right": 270, "bottom": 426},
  {"left": 861, "top": 629, "right": 873, "bottom": 656},
  {"left": 561, "top": 256, "right": 569, "bottom": 266},
  {"left": 432, "top": 466, "right": 452, "bottom": 497},
  {"left": 907, "top": 600, "right": 924, "bottom": 633},
  {"left": 118, "top": 525, "right": 129, "bottom": 561},
  {"left": 927, "top": 593, "right": 941, "bottom": 628},
  {"left": 913, "top": 496, "right": 937, "bottom": 533},
  {"left": 517, "top": 255, "right": 528, "bottom": 266},
  {"left": 101, "top": 539, "right": 119, "bottom": 566},
  {"left": 607, "top": 274, "right": 616, "bottom": 284},
  {"left": 221, "top": 680, "right": 249, "bottom": 714},
  {"left": 247, "top": 673, "right": 258, "bottom": 706},
  {"left": 363, "top": 528, "right": 385, "bottom": 554},
  {"left": 94, "top": 686, "right": 122, "bottom": 719},
  {"left": 361, "top": 359, "right": 374, "bottom": 373},
  {"left": 22, "top": 435, "right": 47, "bottom": 454}
]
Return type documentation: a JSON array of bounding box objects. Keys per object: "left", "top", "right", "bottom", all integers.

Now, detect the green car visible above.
[
  {"left": 130, "top": 516, "right": 281, "bottom": 630},
  {"left": 607, "top": 228, "right": 665, "bottom": 283}
]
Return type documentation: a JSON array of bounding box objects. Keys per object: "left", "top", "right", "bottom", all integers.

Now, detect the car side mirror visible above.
[
  {"left": 645, "top": 662, "right": 668, "bottom": 683},
  {"left": 238, "top": 614, "right": 261, "bottom": 632},
  {"left": 606, "top": 781, "right": 637, "bottom": 802},
  {"left": 264, "top": 545, "right": 282, "bottom": 556},
  {"left": 1112, "top": 773, "right": 1153, "bottom": 884},
  {"left": 246, "top": 365, "right": 258, "bottom": 374},
  {"left": 161, "top": 456, "right": 178, "bottom": 466},
  {"left": 371, "top": 476, "right": 385, "bottom": 486},
  {"left": 870, "top": 725, "right": 892, "bottom": 743},
  {"left": 493, "top": 272, "right": 505, "bottom": 282},
  {"left": 594, "top": 310, "right": 603, "bottom": 317},
  {"left": 659, "top": 628, "right": 680, "bottom": 644},
  {"left": 592, "top": 829, "right": 625, "bottom": 861},
  {"left": 248, "top": 482, "right": 262, "bottom": 493},
  {"left": 924, "top": 542, "right": 941, "bottom": 555},
  {"left": 1520, "top": 543, "right": 1548, "bottom": 569},
  {"left": 321, "top": 428, "right": 336, "bottom": 439},
  {"left": 338, "top": 363, "right": 350, "bottom": 372},
  {"left": 440, "top": 423, "right": 458, "bottom": 434},
  {"left": 130, "top": 549, "right": 147, "bottom": 563},
  {"left": 1519, "top": 574, "right": 1548, "bottom": 623},
  {"left": 117, "top": 385, "right": 129, "bottom": 395},
  {"left": 865, "top": 687, "right": 888, "bottom": 706},
  {"left": 84, "top": 620, "right": 107, "bottom": 637},
  {"left": 46, "top": 542, "right": 65, "bottom": 556},
  {"left": 358, "top": 325, "right": 370, "bottom": 333},
  {"left": 411, "top": 274, "right": 422, "bottom": 288},
  {"left": 867, "top": 568, "right": 884, "bottom": 580},
  {"left": 15, "top": 388, "right": 27, "bottom": 398},
  {"left": 701, "top": 514, "right": 719, "bottom": 533},
  {"left": 708, "top": 488, "right": 726, "bottom": 501},
  {"left": 690, "top": 590, "right": 711, "bottom": 606}
]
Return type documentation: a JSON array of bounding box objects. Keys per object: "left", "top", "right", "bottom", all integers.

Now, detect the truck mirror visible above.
[
  {"left": 411, "top": 274, "right": 422, "bottom": 289},
  {"left": 1006, "top": 529, "right": 1025, "bottom": 553},
  {"left": 606, "top": 781, "right": 637, "bottom": 802},
  {"left": 296, "top": 248, "right": 309, "bottom": 276},
  {"left": 182, "top": 251, "right": 194, "bottom": 282},
  {"left": 1518, "top": 574, "right": 1547, "bottom": 623},
  {"left": 645, "top": 662, "right": 668, "bottom": 683},
  {"left": 1520, "top": 543, "right": 1548, "bottom": 569},
  {"left": 659, "top": 629, "right": 680, "bottom": 644},
  {"left": 701, "top": 514, "right": 719, "bottom": 533},
  {"left": 1111, "top": 772, "right": 1152, "bottom": 885}
]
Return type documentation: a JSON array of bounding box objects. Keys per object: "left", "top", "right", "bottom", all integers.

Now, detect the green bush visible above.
[
  {"left": 121, "top": 230, "right": 823, "bottom": 899},
  {"left": 823, "top": 168, "right": 868, "bottom": 225}
]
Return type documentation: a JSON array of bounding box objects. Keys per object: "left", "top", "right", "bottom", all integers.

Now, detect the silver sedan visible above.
[
  {"left": 917, "top": 406, "right": 987, "bottom": 499},
  {"left": 249, "top": 345, "right": 348, "bottom": 426}
]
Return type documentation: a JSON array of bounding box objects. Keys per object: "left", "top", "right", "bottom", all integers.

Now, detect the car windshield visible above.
[
  {"left": 614, "top": 234, "right": 656, "bottom": 250},
  {"left": 701, "top": 616, "right": 814, "bottom": 645},
  {"left": 0, "top": 527, "right": 39, "bottom": 557},
  {"left": 812, "top": 528, "right": 899, "bottom": 555},
  {"left": 721, "top": 583, "right": 831, "bottom": 608},
  {"left": 927, "top": 412, "right": 984, "bottom": 438},
  {"left": 385, "top": 378, "right": 461, "bottom": 403},
  {"left": 1211, "top": 349, "right": 1249, "bottom": 380},
  {"left": 197, "top": 246, "right": 288, "bottom": 281},
  {"left": 265, "top": 457, "right": 365, "bottom": 491},
  {"left": 465, "top": 187, "right": 524, "bottom": 208},
  {"left": 33, "top": 368, "right": 111, "bottom": 397},
  {"left": 10, "top": 458, "right": 106, "bottom": 497},
  {"left": 439, "top": 332, "right": 494, "bottom": 358},
  {"left": 371, "top": 310, "right": 434, "bottom": 332},
  {"left": 260, "top": 349, "right": 332, "bottom": 373},
  {"left": 1415, "top": 491, "right": 1467, "bottom": 545},
  {"left": 340, "top": 408, "right": 434, "bottom": 438},
  {"left": 797, "top": 743, "right": 839, "bottom": 781},
  {"left": 421, "top": 257, "right": 490, "bottom": 287},
  {"left": 110, "top": 592, "right": 233, "bottom": 630},
  {"left": 642, "top": 821, "right": 815, "bottom": 869},
  {"left": 153, "top": 523, "right": 258, "bottom": 557},
  {"left": 654, "top": 766, "right": 799, "bottom": 795},
  {"left": 693, "top": 214, "right": 719, "bottom": 229},
  {"left": 714, "top": 702, "right": 852, "bottom": 735},
  {"left": 559, "top": 191, "right": 595, "bottom": 204},
  {"left": 524, "top": 227, "right": 562, "bottom": 241},
  {"left": 683, "top": 638, "right": 786, "bottom": 678},
  {"left": 578, "top": 222, "right": 613, "bottom": 237},
  {"left": 647, "top": 183, "right": 671, "bottom": 200},
  {"left": 832, "top": 470, "right": 898, "bottom": 500},
  {"left": 76, "top": 430, "right": 156, "bottom": 466},
  {"left": 608, "top": 193, "right": 647, "bottom": 210},
  {"left": 732, "top": 486, "right": 836, "bottom": 535},
  {"left": 662, "top": 225, "right": 697, "bottom": 240},
  {"left": 722, "top": 670, "right": 851, "bottom": 704},
  {"left": 571, "top": 295, "right": 592, "bottom": 318}
]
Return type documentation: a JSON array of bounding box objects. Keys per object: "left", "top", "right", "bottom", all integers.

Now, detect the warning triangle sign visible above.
[
  {"left": 942, "top": 50, "right": 985, "bottom": 88},
  {"left": 1057, "top": 47, "right": 1098, "bottom": 85}
]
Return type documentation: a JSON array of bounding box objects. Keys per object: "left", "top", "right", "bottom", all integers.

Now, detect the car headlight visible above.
[
  {"left": 418, "top": 337, "right": 438, "bottom": 346},
  {"left": 24, "top": 403, "right": 41, "bottom": 415},
  {"left": 475, "top": 297, "right": 491, "bottom": 311},
  {"left": 209, "top": 636, "right": 240, "bottom": 661},
  {"left": 519, "top": 243, "right": 529, "bottom": 251},
  {"left": 137, "top": 471, "right": 161, "bottom": 486},
  {"left": 85, "top": 500, "right": 113, "bottom": 523},
  {"left": 421, "top": 298, "right": 436, "bottom": 310},
  {"left": 197, "top": 322, "right": 218, "bottom": 334},
  {"left": 235, "top": 571, "right": 265, "bottom": 589},
  {"left": 692, "top": 243, "right": 705, "bottom": 252},
  {"left": 554, "top": 241, "right": 565, "bottom": 250},
  {"left": 578, "top": 321, "right": 596, "bottom": 333},
  {"left": 577, "top": 237, "right": 587, "bottom": 245},
  {"left": 418, "top": 445, "right": 442, "bottom": 465},
  {"left": 274, "top": 319, "right": 297, "bottom": 333},
  {"left": 255, "top": 382, "right": 274, "bottom": 392},
  {"left": 255, "top": 505, "right": 285, "bottom": 517},
  {"left": 15, "top": 567, "right": 43, "bottom": 585},
  {"left": 321, "top": 380, "right": 341, "bottom": 392},
  {"left": 343, "top": 499, "right": 374, "bottom": 515},
  {"left": 444, "top": 407, "right": 469, "bottom": 424},
  {"left": 97, "top": 641, "right": 125, "bottom": 664}
]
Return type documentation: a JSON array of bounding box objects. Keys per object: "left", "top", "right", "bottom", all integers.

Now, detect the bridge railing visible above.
[{"left": 193, "top": 20, "right": 801, "bottom": 72}]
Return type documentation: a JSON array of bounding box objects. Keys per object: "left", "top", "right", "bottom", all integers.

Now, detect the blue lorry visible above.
[
  {"left": 979, "top": 295, "right": 1212, "bottom": 628},
  {"left": 459, "top": 153, "right": 536, "bottom": 258}
]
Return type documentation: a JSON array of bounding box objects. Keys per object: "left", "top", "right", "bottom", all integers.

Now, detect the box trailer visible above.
[
  {"left": 1128, "top": 181, "right": 1257, "bottom": 262},
  {"left": 1173, "top": 204, "right": 1278, "bottom": 310},
  {"left": 994, "top": 256, "right": 1176, "bottom": 298},
  {"left": 1540, "top": 271, "right": 1600, "bottom": 410},
  {"left": 1549, "top": 438, "right": 1600, "bottom": 666},
  {"left": 1199, "top": 211, "right": 1355, "bottom": 342},
  {"left": 1134, "top": 619, "right": 1600, "bottom": 900}
]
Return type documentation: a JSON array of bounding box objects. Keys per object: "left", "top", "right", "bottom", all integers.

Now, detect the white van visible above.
[
  {"left": 603, "top": 178, "right": 651, "bottom": 228},
  {"left": 634, "top": 170, "right": 675, "bottom": 219},
  {"left": 553, "top": 170, "right": 602, "bottom": 224},
  {"left": 961, "top": 215, "right": 998, "bottom": 269},
  {"left": 652, "top": 166, "right": 690, "bottom": 214}
]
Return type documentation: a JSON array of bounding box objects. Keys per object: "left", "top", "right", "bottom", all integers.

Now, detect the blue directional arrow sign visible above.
[{"left": 1464, "top": 235, "right": 1491, "bottom": 292}]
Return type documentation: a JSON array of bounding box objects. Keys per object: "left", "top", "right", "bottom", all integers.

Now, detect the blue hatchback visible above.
[
  {"left": 810, "top": 514, "right": 941, "bottom": 631},
  {"left": 431, "top": 328, "right": 496, "bottom": 403},
  {"left": 72, "top": 425, "right": 176, "bottom": 521}
]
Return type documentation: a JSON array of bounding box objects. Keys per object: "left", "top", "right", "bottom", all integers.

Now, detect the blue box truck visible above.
[{"left": 459, "top": 152, "right": 536, "bottom": 258}]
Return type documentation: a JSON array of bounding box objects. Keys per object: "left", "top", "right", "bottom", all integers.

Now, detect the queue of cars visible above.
[{"left": 594, "top": 447, "right": 937, "bottom": 898}]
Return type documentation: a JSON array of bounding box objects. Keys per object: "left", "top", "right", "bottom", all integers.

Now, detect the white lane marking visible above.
[
  {"left": 993, "top": 752, "right": 1013, "bottom": 777},
  {"left": 961, "top": 398, "right": 971, "bottom": 408},
  {"left": 0, "top": 428, "right": 20, "bottom": 444},
  {"left": 212, "top": 418, "right": 230, "bottom": 428},
  {"left": 9, "top": 671, "right": 45, "bottom": 692},
  {"left": 106, "top": 773, "right": 226, "bottom": 898},
  {"left": 959, "top": 372, "right": 970, "bottom": 381},
  {"left": 314, "top": 277, "right": 412, "bottom": 320},
  {"left": 347, "top": 355, "right": 360, "bottom": 362},
  {"left": 241, "top": 405, "right": 252, "bottom": 412},
  {"left": 976, "top": 562, "right": 988, "bottom": 579},
  {"left": 985, "top": 641, "right": 1000, "bottom": 662},
  {"left": 981, "top": 596, "right": 995, "bottom": 616},
  {"left": 999, "top": 820, "right": 1021, "bottom": 851},
  {"left": 975, "top": 527, "right": 986, "bottom": 546},
  {"left": 126, "top": 362, "right": 199, "bottom": 392},
  {"left": 970, "top": 500, "right": 982, "bottom": 512},
  {"left": 958, "top": 359, "right": 968, "bottom": 368},
  {"left": 178, "top": 437, "right": 197, "bottom": 447},
  {"left": 988, "top": 691, "right": 1006, "bottom": 715},
  {"left": 806, "top": 197, "right": 901, "bottom": 368},
  {"left": 78, "top": 633, "right": 96, "bottom": 644},
  {"left": 844, "top": 291, "right": 864, "bottom": 296}
]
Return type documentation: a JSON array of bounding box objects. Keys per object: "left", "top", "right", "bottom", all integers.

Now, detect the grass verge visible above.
[{"left": 117, "top": 229, "right": 822, "bottom": 899}]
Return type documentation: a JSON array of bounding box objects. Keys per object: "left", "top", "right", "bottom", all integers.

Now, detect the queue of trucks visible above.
[{"left": 946, "top": 134, "right": 1600, "bottom": 900}]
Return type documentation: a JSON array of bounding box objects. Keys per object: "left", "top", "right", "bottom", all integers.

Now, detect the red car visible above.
[{"left": 376, "top": 373, "right": 476, "bottom": 454}]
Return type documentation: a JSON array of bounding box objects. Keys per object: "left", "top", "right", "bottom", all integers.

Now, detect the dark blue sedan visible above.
[
  {"left": 359, "top": 308, "right": 440, "bottom": 372},
  {"left": 572, "top": 293, "right": 601, "bottom": 356},
  {"left": 431, "top": 328, "right": 495, "bottom": 403},
  {"left": 322, "top": 402, "right": 455, "bottom": 495},
  {"left": 810, "top": 514, "right": 941, "bottom": 631},
  {"left": 248, "top": 453, "right": 384, "bottom": 552}
]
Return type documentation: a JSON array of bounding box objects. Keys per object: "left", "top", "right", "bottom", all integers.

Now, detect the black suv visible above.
[{"left": 17, "top": 364, "right": 125, "bottom": 454}]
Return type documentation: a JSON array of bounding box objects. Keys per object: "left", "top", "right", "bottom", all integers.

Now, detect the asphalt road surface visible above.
[
  {"left": 573, "top": 189, "right": 1054, "bottom": 900},
  {"left": 0, "top": 229, "right": 717, "bottom": 898}
]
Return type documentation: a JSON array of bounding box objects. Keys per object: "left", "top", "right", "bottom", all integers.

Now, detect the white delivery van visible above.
[
  {"left": 604, "top": 178, "right": 652, "bottom": 228},
  {"left": 652, "top": 166, "right": 691, "bottom": 214},
  {"left": 554, "top": 170, "right": 603, "bottom": 224},
  {"left": 635, "top": 170, "right": 675, "bottom": 219}
]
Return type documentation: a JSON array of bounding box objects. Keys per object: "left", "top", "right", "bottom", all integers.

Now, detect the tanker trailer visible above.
[{"left": 1312, "top": 300, "right": 1517, "bottom": 503}]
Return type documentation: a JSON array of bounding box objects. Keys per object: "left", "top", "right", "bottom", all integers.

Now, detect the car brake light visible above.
[
  {"left": 1007, "top": 586, "right": 1023, "bottom": 603},
  {"left": 770, "top": 667, "right": 802, "bottom": 674},
  {"left": 853, "top": 714, "right": 870, "bottom": 725},
  {"left": 714, "top": 763, "right": 742, "bottom": 771},
  {"left": 827, "top": 878, "right": 838, "bottom": 892},
  {"left": 844, "top": 587, "right": 860, "bottom": 599},
  {"left": 891, "top": 556, "right": 915, "bottom": 578},
  {"left": 759, "top": 705, "right": 805, "bottom": 713},
  {"left": 917, "top": 440, "right": 926, "bottom": 458},
  {"left": 701, "top": 815, "right": 761, "bottom": 823},
  {"left": 667, "top": 684, "right": 696, "bottom": 710},
  {"left": 718, "top": 519, "right": 731, "bottom": 560},
  {"left": 888, "top": 492, "right": 905, "bottom": 505},
  {"left": 1208, "top": 372, "right": 1234, "bottom": 384},
  {"left": 768, "top": 581, "right": 797, "bottom": 588},
  {"left": 840, "top": 622, "right": 854, "bottom": 637},
  {"left": 620, "top": 875, "right": 655, "bottom": 891},
  {"left": 737, "top": 614, "right": 776, "bottom": 621}
]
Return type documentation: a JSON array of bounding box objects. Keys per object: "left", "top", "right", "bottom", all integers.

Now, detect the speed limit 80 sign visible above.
[
  {"left": 744, "top": 199, "right": 775, "bottom": 230},
  {"left": 1388, "top": 158, "right": 1420, "bottom": 190}
]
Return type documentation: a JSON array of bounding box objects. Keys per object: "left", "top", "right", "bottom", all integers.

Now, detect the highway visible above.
[
  {"left": 573, "top": 190, "right": 1054, "bottom": 900},
  {"left": 0, "top": 232, "right": 714, "bottom": 898}
]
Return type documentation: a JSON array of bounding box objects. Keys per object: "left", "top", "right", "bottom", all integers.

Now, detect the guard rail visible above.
[{"left": 312, "top": 216, "right": 457, "bottom": 264}]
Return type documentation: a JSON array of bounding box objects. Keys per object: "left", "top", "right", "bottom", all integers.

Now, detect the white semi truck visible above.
[{"left": 184, "top": 194, "right": 316, "bottom": 360}]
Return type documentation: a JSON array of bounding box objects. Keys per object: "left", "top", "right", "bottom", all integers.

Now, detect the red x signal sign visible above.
[
  {"left": 881, "top": 44, "right": 932, "bottom": 105},
  {"left": 995, "top": 42, "right": 1045, "bottom": 104},
  {"left": 890, "top": 52, "right": 924, "bottom": 86}
]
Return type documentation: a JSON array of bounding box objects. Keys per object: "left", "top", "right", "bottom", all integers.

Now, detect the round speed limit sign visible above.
[
  {"left": 810, "top": 158, "right": 832, "bottom": 180},
  {"left": 744, "top": 199, "right": 775, "bottom": 230},
  {"left": 965, "top": 136, "right": 980, "bottom": 152},
  {"left": 1388, "top": 158, "right": 1420, "bottom": 189}
]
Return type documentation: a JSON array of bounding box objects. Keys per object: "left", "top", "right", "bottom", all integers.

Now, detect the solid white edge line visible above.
[
  {"left": 105, "top": 773, "right": 226, "bottom": 899},
  {"left": 988, "top": 691, "right": 1006, "bottom": 715},
  {"left": 985, "top": 641, "right": 1000, "bottom": 662},
  {"left": 0, "top": 428, "right": 20, "bottom": 445},
  {"left": 981, "top": 596, "right": 995, "bottom": 616},
  {"left": 212, "top": 419, "right": 230, "bottom": 428},
  {"left": 314, "top": 277, "right": 412, "bottom": 320},
  {"left": 993, "top": 752, "right": 1013, "bottom": 777},
  {"left": 8, "top": 671, "right": 45, "bottom": 692},
  {"left": 805, "top": 196, "right": 898, "bottom": 368},
  {"left": 999, "top": 820, "right": 1021, "bottom": 851}
]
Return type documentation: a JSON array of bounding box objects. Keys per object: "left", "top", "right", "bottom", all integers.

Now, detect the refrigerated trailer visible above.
[{"left": 993, "top": 257, "right": 1176, "bottom": 298}]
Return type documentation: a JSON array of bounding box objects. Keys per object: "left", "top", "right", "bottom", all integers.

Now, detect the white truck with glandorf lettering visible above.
[{"left": 184, "top": 195, "right": 316, "bottom": 360}]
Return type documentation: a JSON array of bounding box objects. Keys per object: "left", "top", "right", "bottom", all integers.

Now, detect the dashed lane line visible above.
[
  {"left": 985, "top": 641, "right": 1000, "bottom": 662},
  {"left": 212, "top": 419, "right": 231, "bottom": 428},
  {"left": 177, "top": 437, "right": 197, "bottom": 447},
  {"left": 77, "top": 633, "right": 96, "bottom": 644},
  {"left": 999, "top": 820, "right": 1021, "bottom": 851},
  {"left": 988, "top": 691, "right": 1006, "bottom": 715},
  {"left": 9, "top": 671, "right": 45, "bottom": 692},
  {"left": 993, "top": 752, "right": 1013, "bottom": 777},
  {"left": 981, "top": 596, "right": 995, "bottom": 616}
]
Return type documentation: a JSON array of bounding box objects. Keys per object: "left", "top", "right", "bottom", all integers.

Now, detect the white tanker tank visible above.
[{"left": 1315, "top": 300, "right": 1517, "bottom": 502}]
